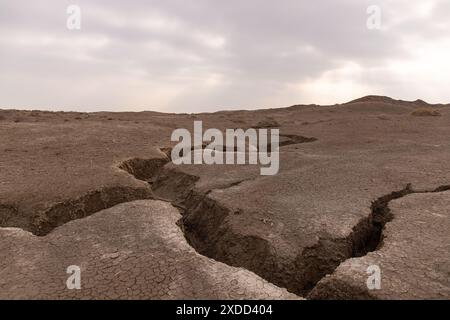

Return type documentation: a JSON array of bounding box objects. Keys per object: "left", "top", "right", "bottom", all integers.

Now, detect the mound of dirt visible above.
[
  {"left": 411, "top": 108, "right": 441, "bottom": 117},
  {"left": 255, "top": 117, "right": 280, "bottom": 128}
]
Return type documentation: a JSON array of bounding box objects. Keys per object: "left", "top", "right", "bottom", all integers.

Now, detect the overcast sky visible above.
[{"left": 1, "top": 0, "right": 449, "bottom": 112}]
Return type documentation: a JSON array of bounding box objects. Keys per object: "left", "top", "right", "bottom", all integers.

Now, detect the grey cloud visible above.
[{"left": 0, "top": 0, "right": 449, "bottom": 111}]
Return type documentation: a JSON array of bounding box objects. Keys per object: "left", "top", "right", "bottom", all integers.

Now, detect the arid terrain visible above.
[{"left": 1, "top": 95, "right": 449, "bottom": 299}]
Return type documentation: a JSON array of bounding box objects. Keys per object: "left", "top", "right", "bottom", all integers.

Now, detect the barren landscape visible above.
[{"left": 1, "top": 95, "right": 449, "bottom": 299}]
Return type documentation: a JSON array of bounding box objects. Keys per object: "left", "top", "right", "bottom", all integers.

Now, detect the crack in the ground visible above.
[
  {"left": 0, "top": 133, "right": 314, "bottom": 234},
  {"left": 301, "top": 184, "right": 450, "bottom": 298},
  {"left": 0, "top": 186, "right": 154, "bottom": 236},
  {"left": 2, "top": 135, "right": 447, "bottom": 298},
  {"left": 117, "top": 156, "right": 450, "bottom": 297}
]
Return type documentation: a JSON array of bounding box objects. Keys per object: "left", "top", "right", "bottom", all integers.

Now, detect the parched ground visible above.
[
  {"left": 0, "top": 200, "right": 296, "bottom": 299},
  {"left": 0, "top": 95, "right": 449, "bottom": 299},
  {"left": 309, "top": 191, "right": 450, "bottom": 299}
]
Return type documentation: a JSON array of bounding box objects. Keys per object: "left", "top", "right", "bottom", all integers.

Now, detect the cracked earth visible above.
[{"left": 1, "top": 96, "right": 449, "bottom": 299}]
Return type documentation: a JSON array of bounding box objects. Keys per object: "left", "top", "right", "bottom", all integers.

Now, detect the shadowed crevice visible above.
[
  {"left": 2, "top": 147, "right": 447, "bottom": 299},
  {"left": 117, "top": 156, "right": 450, "bottom": 297}
]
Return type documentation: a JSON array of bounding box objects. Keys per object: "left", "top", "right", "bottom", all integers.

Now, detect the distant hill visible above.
[{"left": 346, "top": 95, "right": 433, "bottom": 107}]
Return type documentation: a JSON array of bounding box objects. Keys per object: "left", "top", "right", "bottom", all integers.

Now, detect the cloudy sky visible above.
[{"left": 1, "top": 0, "right": 449, "bottom": 112}]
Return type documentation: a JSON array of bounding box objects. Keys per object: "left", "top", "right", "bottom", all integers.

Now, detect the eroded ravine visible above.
[
  {"left": 1, "top": 136, "right": 449, "bottom": 298},
  {"left": 0, "top": 134, "right": 312, "bottom": 236},
  {"left": 117, "top": 159, "right": 380, "bottom": 295},
  {"left": 0, "top": 186, "right": 154, "bottom": 236},
  {"left": 117, "top": 153, "right": 450, "bottom": 297}
]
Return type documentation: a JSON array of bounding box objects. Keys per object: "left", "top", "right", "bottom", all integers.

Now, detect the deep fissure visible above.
[
  {"left": 118, "top": 155, "right": 450, "bottom": 297},
  {"left": 1, "top": 138, "right": 448, "bottom": 297}
]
